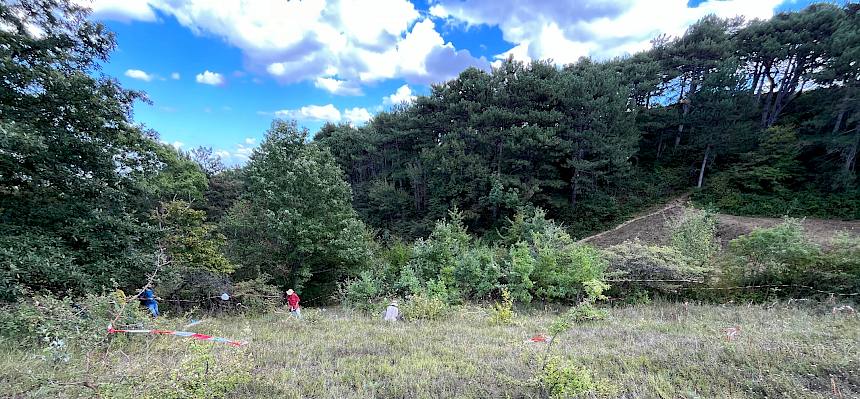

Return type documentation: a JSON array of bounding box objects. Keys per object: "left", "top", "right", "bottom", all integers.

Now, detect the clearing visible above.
[
  {"left": 580, "top": 198, "right": 860, "bottom": 248},
  {"left": 2, "top": 303, "right": 858, "bottom": 398}
]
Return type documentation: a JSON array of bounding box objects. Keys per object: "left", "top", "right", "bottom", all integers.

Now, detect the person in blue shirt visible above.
[{"left": 139, "top": 285, "right": 159, "bottom": 317}]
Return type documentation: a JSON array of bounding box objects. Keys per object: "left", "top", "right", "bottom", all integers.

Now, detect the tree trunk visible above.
[
  {"left": 845, "top": 123, "right": 860, "bottom": 174},
  {"left": 833, "top": 92, "right": 851, "bottom": 135},
  {"left": 697, "top": 144, "right": 711, "bottom": 188}
]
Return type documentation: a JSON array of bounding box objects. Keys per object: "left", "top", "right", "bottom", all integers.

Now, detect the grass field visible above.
[{"left": 1, "top": 302, "right": 858, "bottom": 398}]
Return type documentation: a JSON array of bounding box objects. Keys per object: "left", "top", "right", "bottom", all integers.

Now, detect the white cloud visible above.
[
  {"left": 271, "top": 104, "right": 372, "bottom": 126},
  {"left": 124, "top": 68, "right": 154, "bottom": 81},
  {"left": 170, "top": 72, "right": 180, "bottom": 80},
  {"left": 244, "top": 137, "right": 257, "bottom": 145},
  {"left": 195, "top": 70, "right": 225, "bottom": 86},
  {"left": 85, "top": 0, "right": 488, "bottom": 88},
  {"left": 343, "top": 107, "right": 372, "bottom": 125},
  {"left": 314, "top": 77, "right": 363, "bottom": 96},
  {"left": 275, "top": 104, "right": 342, "bottom": 122},
  {"left": 170, "top": 141, "right": 184, "bottom": 149},
  {"left": 383, "top": 84, "right": 416, "bottom": 105},
  {"left": 433, "top": 0, "right": 785, "bottom": 63},
  {"left": 83, "top": 0, "right": 156, "bottom": 22}
]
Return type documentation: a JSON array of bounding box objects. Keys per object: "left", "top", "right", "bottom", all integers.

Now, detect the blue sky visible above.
[{"left": 87, "top": 0, "right": 815, "bottom": 165}]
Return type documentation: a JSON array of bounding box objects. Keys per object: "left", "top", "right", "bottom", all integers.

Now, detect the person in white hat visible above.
[{"left": 382, "top": 299, "right": 402, "bottom": 321}]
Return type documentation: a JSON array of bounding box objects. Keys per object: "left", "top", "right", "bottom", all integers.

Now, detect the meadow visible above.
[{"left": 2, "top": 302, "right": 857, "bottom": 399}]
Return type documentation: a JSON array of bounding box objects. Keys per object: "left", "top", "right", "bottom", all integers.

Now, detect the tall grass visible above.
[{"left": 1, "top": 303, "right": 857, "bottom": 398}]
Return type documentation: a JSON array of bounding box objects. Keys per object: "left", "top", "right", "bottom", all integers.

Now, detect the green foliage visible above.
[
  {"left": 506, "top": 242, "right": 535, "bottom": 303},
  {"left": 101, "top": 342, "right": 253, "bottom": 399},
  {"left": 400, "top": 293, "right": 447, "bottom": 321},
  {"left": 669, "top": 208, "right": 718, "bottom": 266},
  {"left": 158, "top": 201, "right": 233, "bottom": 274},
  {"left": 230, "top": 275, "right": 282, "bottom": 314},
  {"left": 0, "top": 291, "right": 148, "bottom": 351},
  {"left": 604, "top": 241, "right": 709, "bottom": 295},
  {"left": 488, "top": 288, "right": 514, "bottom": 325},
  {"left": 540, "top": 359, "right": 598, "bottom": 399},
  {"left": 340, "top": 271, "right": 383, "bottom": 314},
  {"left": 221, "top": 120, "right": 374, "bottom": 297},
  {"left": 453, "top": 245, "right": 502, "bottom": 300}
]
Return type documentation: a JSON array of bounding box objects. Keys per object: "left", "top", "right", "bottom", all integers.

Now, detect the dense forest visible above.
[
  {"left": 317, "top": 3, "right": 860, "bottom": 239},
  {"left": 1, "top": 0, "right": 858, "bottom": 307}
]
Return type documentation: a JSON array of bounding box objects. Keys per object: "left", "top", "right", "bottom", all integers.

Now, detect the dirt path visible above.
[{"left": 580, "top": 197, "right": 860, "bottom": 248}]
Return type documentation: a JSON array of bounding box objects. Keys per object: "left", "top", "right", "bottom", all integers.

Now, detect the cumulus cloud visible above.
[
  {"left": 244, "top": 137, "right": 257, "bottom": 145},
  {"left": 170, "top": 72, "right": 180, "bottom": 80},
  {"left": 195, "top": 70, "right": 225, "bottom": 86},
  {"left": 343, "top": 107, "right": 372, "bottom": 125},
  {"left": 124, "top": 68, "right": 154, "bottom": 81},
  {"left": 83, "top": 0, "right": 156, "bottom": 22},
  {"left": 272, "top": 104, "right": 372, "bottom": 126},
  {"left": 85, "top": 0, "right": 488, "bottom": 88},
  {"left": 432, "top": 0, "right": 784, "bottom": 64},
  {"left": 383, "top": 84, "right": 416, "bottom": 105},
  {"left": 314, "top": 77, "right": 363, "bottom": 96}
]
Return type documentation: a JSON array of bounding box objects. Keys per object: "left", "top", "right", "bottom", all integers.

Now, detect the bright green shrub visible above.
[
  {"left": 530, "top": 224, "right": 607, "bottom": 301},
  {"left": 506, "top": 241, "right": 535, "bottom": 303},
  {"left": 400, "top": 293, "right": 447, "bottom": 321},
  {"left": 670, "top": 208, "right": 718, "bottom": 266},
  {"left": 540, "top": 359, "right": 597, "bottom": 399},
  {"left": 725, "top": 219, "right": 817, "bottom": 282},
  {"left": 819, "top": 233, "right": 860, "bottom": 294},
  {"left": 454, "top": 245, "right": 502, "bottom": 300},
  {"left": 340, "top": 271, "right": 383, "bottom": 314}
]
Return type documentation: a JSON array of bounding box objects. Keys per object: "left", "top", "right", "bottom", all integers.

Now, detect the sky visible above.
[{"left": 84, "top": 0, "right": 816, "bottom": 165}]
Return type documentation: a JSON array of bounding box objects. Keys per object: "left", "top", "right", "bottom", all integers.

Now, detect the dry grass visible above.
[{"left": 1, "top": 302, "right": 858, "bottom": 398}]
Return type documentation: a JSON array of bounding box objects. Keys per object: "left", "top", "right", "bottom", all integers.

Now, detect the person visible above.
[
  {"left": 286, "top": 289, "right": 301, "bottom": 319},
  {"left": 139, "top": 285, "right": 159, "bottom": 317},
  {"left": 382, "top": 299, "right": 402, "bottom": 321}
]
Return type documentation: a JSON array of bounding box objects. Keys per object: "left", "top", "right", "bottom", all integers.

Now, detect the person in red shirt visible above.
[{"left": 286, "top": 289, "right": 301, "bottom": 319}]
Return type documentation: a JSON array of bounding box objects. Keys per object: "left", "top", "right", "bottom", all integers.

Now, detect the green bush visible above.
[
  {"left": 400, "top": 293, "right": 448, "bottom": 321},
  {"left": 669, "top": 208, "right": 718, "bottom": 266},
  {"left": 506, "top": 241, "right": 535, "bottom": 303},
  {"left": 530, "top": 224, "right": 607, "bottom": 302},
  {"left": 724, "top": 219, "right": 822, "bottom": 293},
  {"left": 540, "top": 359, "right": 598, "bottom": 399},
  {"left": 819, "top": 233, "right": 860, "bottom": 294},
  {"left": 340, "top": 270, "right": 384, "bottom": 314},
  {"left": 0, "top": 291, "right": 149, "bottom": 353},
  {"left": 231, "top": 275, "right": 282, "bottom": 313},
  {"left": 604, "top": 241, "right": 709, "bottom": 296},
  {"left": 453, "top": 245, "right": 502, "bottom": 300},
  {"left": 488, "top": 288, "right": 514, "bottom": 325}
]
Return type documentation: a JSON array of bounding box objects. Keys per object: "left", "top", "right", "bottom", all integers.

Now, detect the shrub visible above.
[
  {"left": 540, "top": 359, "right": 598, "bottom": 399},
  {"left": 506, "top": 241, "right": 535, "bottom": 303},
  {"left": 101, "top": 341, "right": 253, "bottom": 399},
  {"left": 340, "top": 271, "right": 383, "bottom": 314},
  {"left": 0, "top": 291, "right": 149, "bottom": 352},
  {"left": 530, "top": 224, "right": 607, "bottom": 302},
  {"left": 722, "top": 219, "right": 822, "bottom": 297},
  {"left": 488, "top": 288, "right": 514, "bottom": 325},
  {"left": 400, "top": 293, "right": 447, "bottom": 321},
  {"left": 669, "top": 208, "right": 718, "bottom": 266},
  {"left": 231, "top": 275, "right": 282, "bottom": 313},
  {"left": 819, "top": 233, "right": 860, "bottom": 294},
  {"left": 453, "top": 245, "right": 502, "bottom": 300},
  {"left": 604, "top": 241, "right": 709, "bottom": 295}
]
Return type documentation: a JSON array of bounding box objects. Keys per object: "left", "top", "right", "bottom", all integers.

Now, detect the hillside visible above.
[{"left": 580, "top": 197, "right": 860, "bottom": 248}]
